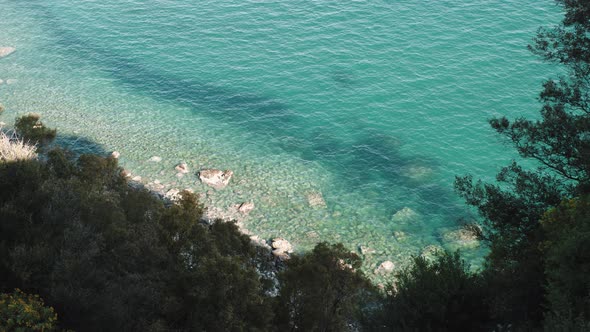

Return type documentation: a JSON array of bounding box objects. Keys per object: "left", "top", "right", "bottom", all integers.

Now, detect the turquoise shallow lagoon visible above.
[{"left": 0, "top": 0, "right": 560, "bottom": 279}]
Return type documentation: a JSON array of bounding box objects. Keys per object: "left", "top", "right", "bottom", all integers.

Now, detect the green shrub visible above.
[
  {"left": 0, "top": 289, "right": 58, "bottom": 331},
  {"left": 541, "top": 196, "right": 590, "bottom": 329},
  {"left": 14, "top": 114, "right": 56, "bottom": 144},
  {"left": 275, "top": 242, "right": 375, "bottom": 331},
  {"left": 380, "top": 251, "right": 490, "bottom": 331}
]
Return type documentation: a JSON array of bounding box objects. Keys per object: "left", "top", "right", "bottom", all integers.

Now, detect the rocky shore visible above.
[{"left": 112, "top": 152, "right": 480, "bottom": 280}]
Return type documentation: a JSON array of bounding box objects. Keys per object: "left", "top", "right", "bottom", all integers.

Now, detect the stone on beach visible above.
[
  {"left": 238, "top": 202, "right": 255, "bottom": 214},
  {"left": 249, "top": 235, "right": 270, "bottom": 249},
  {"left": 271, "top": 237, "right": 293, "bottom": 260},
  {"left": 199, "top": 169, "right": 233, "bottom": 189},
  {"left": 0, "top": 47, "right": 15, "bottom": 58},
  {"left": 165, "top": 188, "right": 181, "bottom": 201},
  {"left": 175, "top": 162, "right": 189, "bottom": 174},
  {"left": 374, "top": 260, "right": 395, "bottom": 275}
]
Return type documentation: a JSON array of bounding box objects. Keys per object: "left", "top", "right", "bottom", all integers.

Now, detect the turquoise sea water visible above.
[{"left": 0, "top": 0, "right": 560, "bottom": 279}]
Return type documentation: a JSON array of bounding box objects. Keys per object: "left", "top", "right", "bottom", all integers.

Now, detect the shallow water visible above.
[{"left": 0, "top": 0, "right": 560, "bottom": 280}]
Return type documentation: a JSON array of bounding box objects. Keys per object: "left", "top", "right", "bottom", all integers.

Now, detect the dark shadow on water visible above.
[
  {"left": 52, "top": 134, "right": 108, "bottom": 157},
  {"left": 25, "top": 1, "right": 468, "bottom": 226}
]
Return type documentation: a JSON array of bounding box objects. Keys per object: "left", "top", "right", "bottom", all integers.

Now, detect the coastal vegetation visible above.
[{"left": 1, "top": 0, "right": 590, "bottom": 331}]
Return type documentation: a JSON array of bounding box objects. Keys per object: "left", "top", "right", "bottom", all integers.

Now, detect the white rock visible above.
[
  {"left": 0, "top": 79, "right": 3, "bottom": 85},
  {"left": 131, "top": 176, "right": 142, "bottom": 182},
  {"left": 149, "top": 156, "right": 162, "bottom": 162},
  {"left": 0, "top": 47, "right": 15, "bottom": 58},
  {"left": 198, "top": 169, "right": 233, "bottom": 189},
  {"left": 272, "top": 249, "right": 290, "bottom": 260},
  {"left": 6, "top": 79, "right": 17, "bottom": 85},
  {"left": 375, "top": 261, "right": 395, "bottom": 274},
  {"left": 238, "top": 202, "right": 255, "bottom": 214},
  {"left": 111, "top": 151, "right": 120, "bottom": 159},
  {"left": 271, "top": 237, "right": 293, "bottom": 260},
  {"left": 165, "top": 188, "right": 181, "bottom": 201},
  {"left": 272, "top": 238, "right": 293, "bottom": 252}
]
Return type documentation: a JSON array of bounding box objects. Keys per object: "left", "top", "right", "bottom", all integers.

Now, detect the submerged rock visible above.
[
  {"left": 393, "top": 231, "right": 408, "bottom": 241},
  {"left": 391, "top": 207, "right": 418, "bottom": 223},
  {"left": 358, "top": 245, "right": 376, "bottom": 255},
  {"left": 421, "top": 244, "right": 444, "bottom": 262},
  {"left": 111, "top": 151, "right": 120, "bottom": 159},
  {"left": 306, "top": 191, "right": 327, "bottom": 208},
  {"left": 442, "top": 228, "right": 480, "bottom": 249},
  {"left": 5, "top": 79, "right": 17, "bottom": 85},
  {"left": 0, "top": 79, "right": 3, "bottom": 85},
  {"left": 238, "top": 202, "right": 255, "bottom": 214},
  {"left": 131, "top": 176, "right": 142, "bottom": 182},
  {"left": 198, "top": 169, "right": 233, "bottom": 189},
  {"left": 402, "top": 165, "right": 434, "bottom": 181},
  {"left": 149, "top": 156, "right": 162, "bottom": 162},
  {"left": 175, "top": 162, "right": 189, "bottom": 174},
  {"left": 165, "top": 188, "right": 181, "bottom": 201},
  {"left": 375, "top": 261, "right": 395, "bottom": 275},
  {"left": 0, "top": 47, "right": 15, "bottom": 58}
]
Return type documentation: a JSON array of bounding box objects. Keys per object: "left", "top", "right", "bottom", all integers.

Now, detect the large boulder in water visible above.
[
  {"left": 198, "top": 169, "right": 233, "bottom": 189},
  {"left": 0, "top": 47, "right": 15, "bottom": 58}
]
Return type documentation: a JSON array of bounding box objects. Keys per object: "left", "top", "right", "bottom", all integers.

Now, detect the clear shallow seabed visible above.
[{"left": 0, "top": 0, "right": 560, "bottom": 280}]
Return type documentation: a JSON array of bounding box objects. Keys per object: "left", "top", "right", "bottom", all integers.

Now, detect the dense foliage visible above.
[
  {"left": 2, "top": 1, "right": 590, "bottom": 330},
  {"left": 454, "top": 0, "right": 590, "bottom": 329},
  {"left": 14, "top": 114, "right": 56, "bottom": 145},
  {"left": 0, "top": 117, "right": 377, "bottom": 330},
  {"left": 0, "top": 289, "right": 58, "bottom": 331},
  {"left": 541, "top": 196, "right": 590, "bottom": 330},
  {"left": 379, "top": 252, "right": 489, "bottom": 331},
  {"left": 0, "top": 149, "right": 277, "bottom": 331},
  {"left": 274, "top": 242, "right": 374, "bottom": 331}
]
